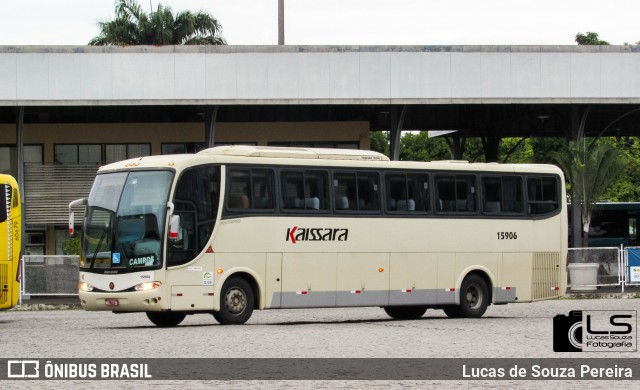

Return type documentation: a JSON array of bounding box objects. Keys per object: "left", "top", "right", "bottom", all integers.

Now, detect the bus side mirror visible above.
[
  {"left": 68, "top": 198, "right": 87, "bottom": 237},
  {"left": 168, "top": 215, "right": 181, "bottom": 242}
]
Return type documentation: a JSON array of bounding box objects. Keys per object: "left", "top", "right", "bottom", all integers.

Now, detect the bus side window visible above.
[
  {"left": 357, "top": 172, "right": 379, "bottom": 211},
  {"left": 482, "top": 175, "right": 524, "bottom": 215},
  {"left": 228, "top": 170, "right": 251, "bottom": 209},
  {"left": 386, "top": 173, "right": 429, "bottom": 213},
  {"left": 527, "top": 176, "right": 558, "bottom": 215},
  {"left": 0, "top": 184, "right": 8, "bottom": 222},
  {"left": 333, "top": 173, "right": 357, "bottom": 211},
  {"left": 228, "top": 168, "right": 274, "bottom": 210},
  {"left": 304, "top": 171, "right": 328, "bottom": 211},
  {"left": 250, "top": 169, "right": 275, "bottom": 209},
  {"left": 281, "top": 170, "right": 328, "bottom": 212},
  {"left": 436, "top": 174, "right": 476, "bottom": 213},
  {"left": 334, "top": 171, "right": 379, "bottom": 212}
]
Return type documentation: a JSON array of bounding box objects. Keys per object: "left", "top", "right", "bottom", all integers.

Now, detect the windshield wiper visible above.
[{"left": 90, "top": 227, "right": 109, "bottom": 269}]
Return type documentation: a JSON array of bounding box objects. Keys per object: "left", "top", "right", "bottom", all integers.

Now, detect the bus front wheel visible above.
[
  {"left": 383, "top": 305, "right": 427, "bottom": 320},
  {"left": 213, "top": 277, "right": 254, "bottom": 325},
  {"left": 146, "top": 311, "right": 187, "bottom": 327},
  {"left": 445, "top": 274, "right": 489, "bottom": 318}
]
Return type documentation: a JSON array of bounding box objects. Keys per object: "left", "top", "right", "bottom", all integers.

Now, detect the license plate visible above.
[{"left": 105, "top": 298, "right": 119, "bottom": 307}]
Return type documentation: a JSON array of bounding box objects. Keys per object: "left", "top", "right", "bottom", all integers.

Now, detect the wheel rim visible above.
[
  {"left": 465, "top": 283, "right": 482, "bottom": 310},
  {"left": 225, "top": 287, "right": 247, "bottom": 315}
]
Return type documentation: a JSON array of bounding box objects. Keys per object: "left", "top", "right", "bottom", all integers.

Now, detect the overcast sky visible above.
[{"left": 1, "top": 0, "right": 639, "bottom": 46}]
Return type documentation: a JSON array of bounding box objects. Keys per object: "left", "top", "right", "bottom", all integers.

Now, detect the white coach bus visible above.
[{"left": 71, "top": 146, "right": 567, "bottom": 327}]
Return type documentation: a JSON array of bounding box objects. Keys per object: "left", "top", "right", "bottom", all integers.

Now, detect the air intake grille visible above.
[{"left": 532, "top": 252, "right": 561, "bottom": 301}]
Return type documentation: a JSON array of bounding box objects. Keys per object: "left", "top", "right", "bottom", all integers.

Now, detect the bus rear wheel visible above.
[
  {"left": 146, "top": 311, "right": 187, "bottom": 327},
  {"left": 442, "top": 306, "right": 464, "bottom": 318},
  {"left": 213, "top": 277, "right": 254, "bottom": 325},
  {"left": 383, "top": 305, "right": 427, "bottom": 320},
  {"left": 445, "top": 274, "right": 490, "bottom": 318}
]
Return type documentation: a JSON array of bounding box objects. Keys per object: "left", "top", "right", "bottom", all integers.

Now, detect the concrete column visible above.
[
  {"left": 569, "top": 105, "right": 583, "bottom": 248},
  {"left": 205, "top": 106, "right": 219, "bottom": 148},
  {"left": 15, "top": 106, "right": 26, "bottom": 261},
  {"left": 389, "top": 105, "right": 407, "bottom": 161},
  {"left": 278, "top": 0, "right": 285, "bottom": 45}
]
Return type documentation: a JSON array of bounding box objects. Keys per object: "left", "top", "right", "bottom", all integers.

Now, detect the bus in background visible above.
[
  {"left": 0, "top": 174, "right": 21, "bottom": 310},
  {"left": 71, "top": 146, "right": 567, "bottom": 327},
  {"left": 588, "top": 203, "right": 640, "bottom": 247},
  {"left": 569, "top": 202, "right": 640, "bottom": 247}
]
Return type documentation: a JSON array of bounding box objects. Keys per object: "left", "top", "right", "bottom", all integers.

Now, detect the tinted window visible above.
[
  {"left": 227, "top": 168, "right": 275, "bottom": 211},
  {"left": 527, "top": 176, "right": 559, "bottom": 215},
  {"left": 386, "top": 173, "right": 430, "bottom": 213},
  {"left": 333, "top": 172, "right": 380, "bottom": 212},
  {"left": 0, "top": 184, "right": 10, "bottom": 222},
  {"left": 435, "top": 174, "right": 476, "bottom": 213},
  {"left": 281, "top": 170, "right": 329, "bottom": 211},
  {"left": 482, "top": 176, "right": 524, "bottom": 214}
]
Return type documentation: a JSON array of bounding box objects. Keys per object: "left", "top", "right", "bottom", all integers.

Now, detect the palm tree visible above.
[
  {"left": 89, "top": 0, "right": 226, "bottom": 46},
  {"left": 551, "top": 138, "right": 625, "bottom": 246}
]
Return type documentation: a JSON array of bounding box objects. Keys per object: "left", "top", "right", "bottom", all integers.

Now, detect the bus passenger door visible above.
[{"left": 337, "top": 253, "right": 390, "bottom": 306}]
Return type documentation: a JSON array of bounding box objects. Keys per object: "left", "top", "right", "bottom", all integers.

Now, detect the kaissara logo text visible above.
[{"left": 286, "top": 226, "right": 349, "bottom": 244}]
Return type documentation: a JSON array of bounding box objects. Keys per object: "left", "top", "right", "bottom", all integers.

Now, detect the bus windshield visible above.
[{"left": 80, "top": 170, "right": 173, "bottom": 271}]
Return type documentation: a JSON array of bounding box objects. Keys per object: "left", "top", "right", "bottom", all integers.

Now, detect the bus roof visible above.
[
  {"left": 198, "top": 145, "right": 390, "bottom": 161},
  {"left": 98, "top": 146, "right": 563, "bottom": 176}
]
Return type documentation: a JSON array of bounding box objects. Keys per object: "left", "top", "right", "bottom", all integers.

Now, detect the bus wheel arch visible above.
[
  {"left": 448, "top": 270, "right": 493, "bottom": 318},
  {"left": 213, "top": 272, "right": 259, "bottom": 325}
]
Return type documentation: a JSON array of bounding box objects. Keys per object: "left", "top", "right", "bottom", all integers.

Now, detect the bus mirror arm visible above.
[
  {"left": 68, "top": 198, "right": 87, "bottom": 237},
  {"left": 167, "top": 201, "right": 174, "bottom": 217}
]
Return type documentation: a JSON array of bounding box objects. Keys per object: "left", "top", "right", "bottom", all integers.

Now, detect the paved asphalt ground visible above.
[{"left": 1, "top": 296, "right": 638, "bottom": 389}]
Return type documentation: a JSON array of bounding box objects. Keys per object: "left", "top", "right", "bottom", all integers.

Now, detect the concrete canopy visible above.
[{"left": 1, "top": 45, "right": 640, "bottom": 141}]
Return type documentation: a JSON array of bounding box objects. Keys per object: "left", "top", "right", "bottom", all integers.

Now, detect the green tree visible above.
[
  {"left": 400, "top": 132, "right": 450, "bottom": 161},
  {"left": 89, "top": 0, "right": 226, "bottom": 45},
  {"left": 369, "top": 131, "right": 390, "bottom": 157},
  {"left": 601, "top": 137, "right": 640, "bottom": 202},
  {"left": 575, "top": 32, "right": 609, "bottom": 45},
  {"left": 551, "top": 138, "right": 625, "bottom": 246}
]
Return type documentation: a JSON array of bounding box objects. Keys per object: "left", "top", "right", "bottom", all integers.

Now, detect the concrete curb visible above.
[
  {"left": 564, "top": 292, "right": 639, "bottom": 299},
  {"left": 10, "top": 304, "right": 81, "bottom": 311}
]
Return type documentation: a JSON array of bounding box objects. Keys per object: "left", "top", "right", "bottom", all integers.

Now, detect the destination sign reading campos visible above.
[{"left": 285, "top": 226, "right": 349, "bottom": 244}]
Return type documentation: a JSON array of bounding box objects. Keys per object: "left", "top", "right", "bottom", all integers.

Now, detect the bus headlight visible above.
[
  {"left": 134, "top": 281, "right": 162, "bottom": 291},
  {"left": 78, "top": 282, "right": 94, "bottom": 292}
]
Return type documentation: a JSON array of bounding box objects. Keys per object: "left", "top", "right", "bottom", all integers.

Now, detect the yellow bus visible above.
[
  {"left": 0, "top": 174, "right": 21, "bottom": 310},
  {"left": 72, "top": 146, "right": 567, "bottom": 327}
]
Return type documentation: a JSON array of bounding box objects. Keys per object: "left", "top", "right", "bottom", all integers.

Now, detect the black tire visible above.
[
  {"left": 457, "top": 274, "right": 490, "bottom": 318},
  {"left": 146, "top": 311, "right": 187, "bottom": 327},
  {"left": 214, "top": 277, "right": 254, "bottom": 325},
  {"left": 442, "top": 305, "right": 464, "bottom": 318},
  {"left": 383, "top": 305, "right": 427, "bottom": 320}
]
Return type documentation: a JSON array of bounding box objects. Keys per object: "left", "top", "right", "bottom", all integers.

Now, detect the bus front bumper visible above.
[{"left": 79, "top": 289, "right": 167, "bottom": 312}]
